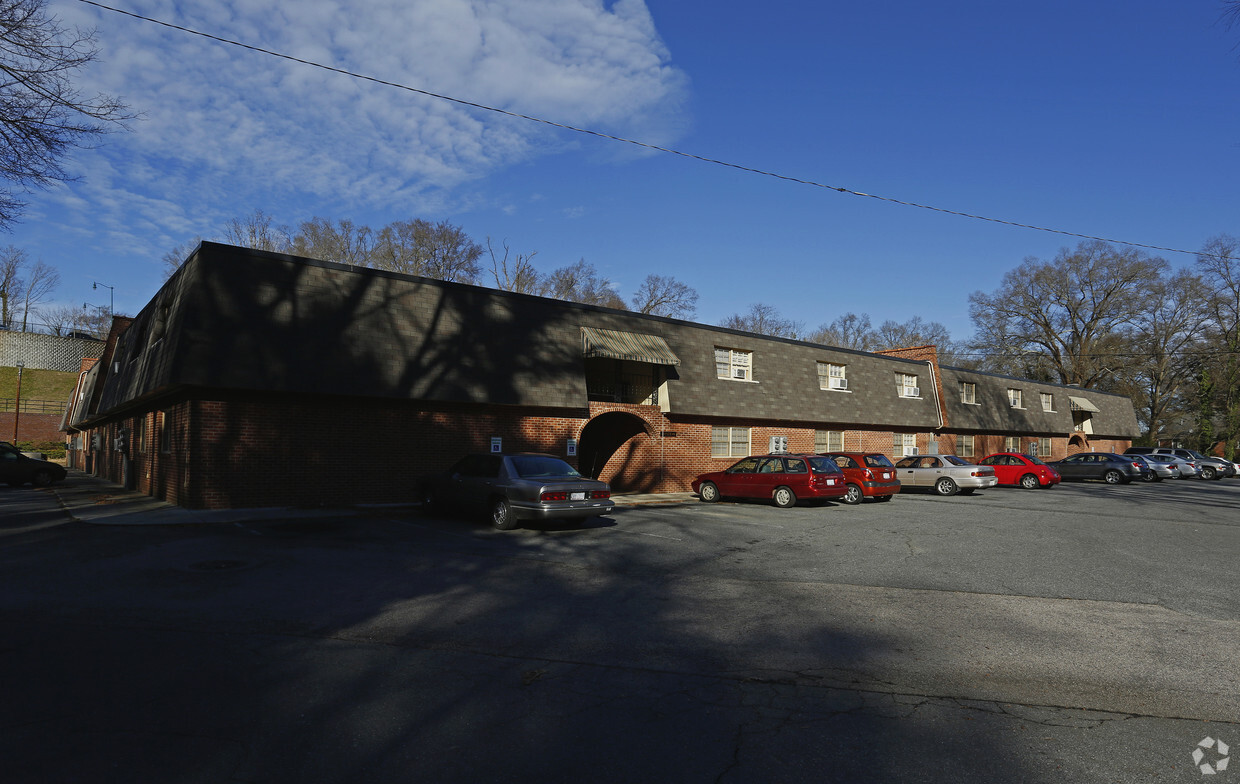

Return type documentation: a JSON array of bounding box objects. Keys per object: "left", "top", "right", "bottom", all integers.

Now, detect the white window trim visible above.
[
  {"left": 1008, "top": 389, "right": 1024, "bottom": 409},
  {"left": 898, "top": 373, "right": 921, "bottom": 399},
  {"left": 1041, "top": 393, "right": 1056, "bottom": 413},
  {"left": 716, "top": 347, "right": 758, "bottom": 383}
]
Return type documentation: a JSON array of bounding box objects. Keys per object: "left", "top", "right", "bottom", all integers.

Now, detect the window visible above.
[
  {"left": 711, "top": 426, "right": 750, "bottom": 458},
  {"left": 1005, "top": 436, "right": 1021, "bottom": 452},
  {"left": 817, "top": 362, "right": 848, "bottom": 390},
  {"left": 959, "top": 434, "right": 974, "bottom": 457},
  {"left": 961, "top": 382, "right": 976, "bottom": 404},
  {"left": 136, "top": 414, "right": 147, "bottom": 454},
  {"left": 715, "top": 348, "right": 753, "bottom": 381},
  {"left": 893, "top": 433, "right": 917, "bottom": 458},
  {"left": 1041, "top": 393, "right": 1055, "bottom": 412},
  {"left": 815, "top": 430, "right": 844, "bottom": 453},
  {"left": 1008, "top": 388, "right": 1023, "bottom": 408},
  {"left": 1038, "top": 437, "right": 1052, "bottom": 457},
  {"left": 897, "top": 373, "right": 920, "bottom": 398}
]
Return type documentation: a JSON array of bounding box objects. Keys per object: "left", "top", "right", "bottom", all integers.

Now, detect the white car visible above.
[{"left": 893, "top": 454, "right": 998, "bottom": 496}]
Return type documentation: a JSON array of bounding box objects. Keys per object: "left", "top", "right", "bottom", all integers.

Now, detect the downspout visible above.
[{"left": 927, "top": 360, "right": 944, "bottom": 436}]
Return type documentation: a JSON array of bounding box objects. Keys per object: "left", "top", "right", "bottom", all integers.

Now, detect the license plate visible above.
[
  {"left": 881, "top": 472, "right": 890, "bottom": 480},
  {"left": 570, "top": 492, "right": 586, "bottom": 501}
]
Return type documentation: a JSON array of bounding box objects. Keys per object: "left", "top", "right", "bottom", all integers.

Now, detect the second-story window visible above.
[
  {"left": 961, "top": 381, "right": 976, "bottom": 404},
  {"left": 897, "top": 373, "right": 920, "bottom": 398},
  {"left": 715, "top": 348, "right": 753, "bottom": 381},
  {"left": 1041, "top": 392, "right": 1055, "bottom": 412},
  {"left": 1008, "top": 388, "right": 1023, "bottom": 408},
  {"left": 817, "top": 362, "right": 848, "bottom": 390}
]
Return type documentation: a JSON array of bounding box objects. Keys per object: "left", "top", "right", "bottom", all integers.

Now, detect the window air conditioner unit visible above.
[
  {"left": 908, "top": 387, "right": 920, "bottom": 397},
  {"left": 831, "top": 377, "right": 848, "bottom": 390}
]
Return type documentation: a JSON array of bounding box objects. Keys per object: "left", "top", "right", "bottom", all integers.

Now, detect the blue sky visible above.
[{"left": 12, "top": 0, "right": 1240, "bottom": 340}]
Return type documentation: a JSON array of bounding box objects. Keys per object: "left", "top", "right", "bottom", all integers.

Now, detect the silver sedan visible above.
[{"left": 893, "top": 454, "right": 999, "bottom": 496}]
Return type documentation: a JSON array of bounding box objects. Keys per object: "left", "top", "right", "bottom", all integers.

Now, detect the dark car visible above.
[
  {"left": 818, "top": 452, "right": 900, "bottom": 504},
  {"left": 976, "top": 452, "right": 1061, "bottom": 489},
  {"left": 1126, "top": 447, "right": 1235, "bottom": 481},
  {"left": 0, "top": 441, "right": 67, "bottom": 487},
  {"left": 692, "top": 453, "right": 848, "bottom": 508},
  {"left": 1048, "top": 452, "right": 1147, "bottom": 484},
  {"left": 421, "top": 453, "right": 613, "bottom": 530}
]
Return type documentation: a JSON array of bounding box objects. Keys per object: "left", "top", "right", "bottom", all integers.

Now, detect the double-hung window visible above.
[
  {"left": 897, "top": 373, "right": 920, "bottom": 398},
  {"left": 893, "top": 433, "right": 917, "bottom": 457},
  {"left": 961, "top": 382, "right": 976, "bottom": 404},
  {"left": 1005, "top": 436, "right": 1021, "bottom": 452},
  {"left": 959, "top": 434, "right": 975, "bottom": 457},
  {"left": 1041, "top": 392, "right": 1055, "bottom": 412},
  {"left": 817, "top": 362, "right": 848, "bottom": 390},
  {"left": 815, "top": 430, "right": 844, "bottom": 452},
  {"left": 1008, "top": 388, "right": 1023, "bottom": 409},
  {"left": 711, "top": 426, "right": 751, "bottom": 457},
  {"left": 715, "top": 348, "right": 753, "bottom": 381}
]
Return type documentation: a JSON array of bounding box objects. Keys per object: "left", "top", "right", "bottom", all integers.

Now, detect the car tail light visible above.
[
  {"left": 541, "top": 491, "right": 569, "bottom": 501},
  {"left": 591, "top": 490, "right": 610, "bottom": 499}
]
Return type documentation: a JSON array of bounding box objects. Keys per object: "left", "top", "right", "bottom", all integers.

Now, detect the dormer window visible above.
[
  {"left": 715, "top": 348, "right": 753, "bottom": 381},
  {"left": 818, "top": 362, "right": 848, "bottom": 390}
]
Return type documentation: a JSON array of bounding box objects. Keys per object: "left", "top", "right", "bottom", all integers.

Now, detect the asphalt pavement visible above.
[{"left": 1, "top": 471, "right": 1237, "bottom": 783}]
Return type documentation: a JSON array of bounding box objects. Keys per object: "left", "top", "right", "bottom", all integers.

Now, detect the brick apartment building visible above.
[{"left": 61, "top": 242, "right": 1140, "bottom": 509}]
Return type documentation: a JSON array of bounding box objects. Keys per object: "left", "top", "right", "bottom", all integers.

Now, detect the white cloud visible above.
[{"left": 51, "top": 0, "right": 689, "bottom": 243}]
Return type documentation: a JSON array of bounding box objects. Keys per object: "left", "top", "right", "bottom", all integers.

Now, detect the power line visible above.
[{"left": 77, "top": 0, "right": 1220, "bottom": 260}]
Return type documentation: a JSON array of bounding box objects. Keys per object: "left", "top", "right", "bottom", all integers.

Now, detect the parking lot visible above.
[{"left": 1, "top": 474, "right": 1238, "bottom": 782}]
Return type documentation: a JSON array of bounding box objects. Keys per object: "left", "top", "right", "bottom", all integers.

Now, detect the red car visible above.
[
  {"left": 976, "top": 452, "right": 1061, "bottom": 489},
  {"left": 692, "top": 454, "right": 848, "bottom": 508},
  {"left": 819, "top": 452, "right": 900, "bottom": 504}
]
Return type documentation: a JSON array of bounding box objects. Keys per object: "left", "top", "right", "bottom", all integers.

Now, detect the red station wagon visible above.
[
  {"left": 818, "top": 452, "right": 901, "bottom": 504},
  {"left": 692, "top": 453, "right": 848, "bottom": 508},
  {"left": 976, "top": 452, "right": 1062, "bottom": 489}
]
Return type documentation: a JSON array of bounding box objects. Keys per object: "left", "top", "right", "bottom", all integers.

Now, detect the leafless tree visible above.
[
  {"left": 720, "top": 303, "right": 803, "bottom": 339},
  {"left": 161, "top": 238, "right": 201, "bottom": 280},
  {"left": 0, "top": 0, "right": 133, "bottom": 228},
  {"left": 290, "top": 217, "right": 374, "bottom": 267},
  {"left": 487, "top": 238, "right": 543, "bottom": 295},
  {"left": 17, "top": 257, "right": 56, "bottom": 330},
  {"left": 807, "top": 312, "right": 875, "bottom": 351},
  {"left": 545, "top": 259, "right": 626, "bottom": 309},
  {"left": 372, "top": 219, "right": 483, "bottom": 283},
  {"left": 36, "top": 302, "right": 83, "bottom": 335},
  {"left": 631, "top": 274, "right": 697, "bottom": 319},
  {"left": 0, "top": 243, "right": 22, "bottom": 328},
  {"left": 222, "top": 209, "right": 291, "bottom": 253},
  {"left": 1195, "top": 234, "right": 1240, "bottom": 455},
  {"left": 967, "top": 240, "right": 1165, "bottom": 387}
]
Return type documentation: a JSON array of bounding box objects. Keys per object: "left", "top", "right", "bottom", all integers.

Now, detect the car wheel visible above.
[
  {"left": 1103, "top": 470, "right": 1123, "bottom": 484},
  {"left": 772, "top": 486, "right": 796, "bottom": 508},
  {"left": 934, "top": 477, "right": 958, "bottom": 496},
  {"left": 842, "top": 484, "right": 863, "bottom": 505},
  {"left": 699, "top": 482, "right": 720, "bottom": 503},
  {"left": 1019, "top": 473, "right": 1039, "bottom": 490},
  {"left": 490, "top": 497, "right": 518, "bottom": 530},
  {"left": 31, "top": 469, "right": 54, "bottom": 487},
  {"left": 1201, "top": 466, "right": 1217, "bottom": 480}
]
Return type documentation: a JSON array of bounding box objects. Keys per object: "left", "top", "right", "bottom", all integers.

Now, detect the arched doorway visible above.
[{"left": 578, "top": 411, "right": 652, "bottom": 491}]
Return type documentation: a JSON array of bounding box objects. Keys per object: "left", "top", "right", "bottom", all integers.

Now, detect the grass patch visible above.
[{"left": 0, "top": 366, "right": 79, "bottom": 405}]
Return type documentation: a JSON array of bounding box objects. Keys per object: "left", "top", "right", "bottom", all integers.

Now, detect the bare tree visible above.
[
  {"left": 631, "top": 274, "right": 697, "bottom": 318},
  {"left": 0, "top": 244, "right": 23, "bottom": 328},
  {"left": 222, "top": 209, "right": 291, "bottom": 253},
  {"left": 290, "top": 217, "right": 374, "bottom": 267},
  {"left": 161, "top": 238, "right": 201, "bottom": 280},
  {"left": 17, "top": 258, "right": 56, "bottom": 330},
  {"left": 967, "top": 240, "right": 1165, "bottom": 387},
  {"left": 1195, "top": 234, "right": 1240, "bottom": 456},
  {"left": 36, "top": 302, "right": 81, "bottom": 335},
  {"left": 0, "top": 0, "right": 133, "bottom": 228},
  {"left": 720, "top": 303, "right": 803, "bottom": 339},
  {"left": 487, "top": 238, "right": 543, "bottom": 294},
  {"left": 545, "top": 259, "right": 626, "bottom": 309},
  {"left": 372, "top": 219, "right": 483, "bottom": 283},
  {"left": 807, "top": 312, "right": 875, "bottom": 350}
]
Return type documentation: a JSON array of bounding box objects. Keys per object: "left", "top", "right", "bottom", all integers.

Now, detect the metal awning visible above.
[
  {"left": 1069, "top": 395, "right": 1100, "bottom": 413},
  {"left": 581, "top": 327, "right": 681, "bottom": 366}
]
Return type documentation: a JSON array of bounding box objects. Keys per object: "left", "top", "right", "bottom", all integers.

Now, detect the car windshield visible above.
[
  {"left": 508, "top": 455, "right": 582, "bottom": 478},
  {"left": 942, "top": 455, "right": 972, "bottom": 466},
  {"left": 864, "top": 454, "right": 895, "bottom": 468}
]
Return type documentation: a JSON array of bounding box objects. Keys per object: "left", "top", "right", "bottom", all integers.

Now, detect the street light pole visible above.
[
  {"left": 92, "top": 281, "right": 114, "bottom": 316},
  {"left": 12, "top": 360, "right": 24, "bottom": 444}
]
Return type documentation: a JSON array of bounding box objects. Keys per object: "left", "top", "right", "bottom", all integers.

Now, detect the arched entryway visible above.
[{"left": 577, "top": 411, "right": 653, "bottom": 491}]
